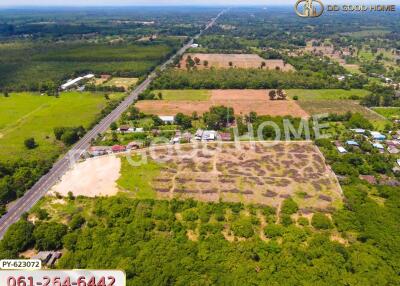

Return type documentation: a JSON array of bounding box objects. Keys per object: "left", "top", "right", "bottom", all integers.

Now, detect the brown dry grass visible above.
[
  {"left": 180, "top": 53, "right": 295, "bottom": 71},
  {"left": 136, "top": 89, "right": 309, "bottom": 117}
]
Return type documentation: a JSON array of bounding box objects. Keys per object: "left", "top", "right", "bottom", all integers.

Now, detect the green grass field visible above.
[
  {"left": 287, "top": 89, "right": 370, "bottom": 100},
  {"left": 0, "top": 92, "right": 124, "bottom": 162},
  {"left": 103, "top": 77, "right": 139, "bottom": 89},
  {"left": 117, "top": 156, "right": 162, "bottom": 199},
  {"left": 372, "top": 107, "right": 400, "bottom": 120},
  {"left": 296, "top": 99, "right": 388, "bottom": 129},
  {"left": 155, "top": 90, "right": 211, "bottom": 101}
]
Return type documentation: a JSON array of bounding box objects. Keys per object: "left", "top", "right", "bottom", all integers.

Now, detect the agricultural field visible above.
[
  {"left": 287, "top": 89, "right": 370, "bottom": 100},
  {"left": 117, "top": 142, "right": 343, "bottom": 211},
  {"left": 56, "top": 142, "right": 342, "bottom": 212},
  {"left": 295, "top": 100, "right": 386, "bottom": 124},
  {"left": 137, "top": 89, "right": 309, "bottom": 117},
  {"left": 372, "top": 107, "right": 400, "bottom": 120},
  {"left": 0, "top": 92, "right": 125, "bottom": 162},
  {"left": 180, "top": 53, "right": 295, "bottom": 71},
  {"left": 0, "top": 40, "right": 180, "bottom": 90},
  {"left": 102, "top": 77, "right": 139, "bottom": 90}
]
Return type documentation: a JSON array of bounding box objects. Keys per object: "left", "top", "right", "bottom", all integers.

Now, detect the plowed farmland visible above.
[
  {"left": 180, "top": 53, "right": 295, "bottom": 71},
  {"left": 118, "top": 142, "right": 343, "bottom": 212},
  {"left": 136, "top": 89, "right": 309, "bottom": 117}
]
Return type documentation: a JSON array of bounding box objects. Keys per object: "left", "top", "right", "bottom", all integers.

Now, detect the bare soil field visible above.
[
  {"left": 120, "top": 142, "right": 343, "bottom": 212},
  {"left": 50, "top": 155, "right": 121, "bottom": 197},
  {"left": 180, "top": 53, "right": 295, "bottom": 71},
  {"left": 136, "top": 89, "right": 309, "bottom": 117}
]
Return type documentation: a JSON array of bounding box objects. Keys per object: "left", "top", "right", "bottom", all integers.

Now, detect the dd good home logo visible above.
[{"left": 295, "top": 0, "right": 325, "bottom": 17}]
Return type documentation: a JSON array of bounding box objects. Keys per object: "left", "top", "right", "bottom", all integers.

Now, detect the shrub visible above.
[
  {"left": 182, "top": 209, "right": 198, "bottom": 222},
  {"left": 231, "top": 218, "right": 254, "bottom": 238},
  {"left": 311, "top": 213, "right": 333, "bottom": 230},
  {"left": 298, "top": 217, "right": 309, "bottom": 226},
  {"left": 264, "top": 224, "right": 284, "bottom": 238},
  {"left": 24, "top": 138, "right": 37, "bottom": 149},
  {"left": 293, "top": 96, "right": 299, "bottom": 100},
  {"left": 280, "top": 214, "right": 293, "bottom": 226},
  {"left": 281, "top": 198, "right": 299, "bottom": 215}
]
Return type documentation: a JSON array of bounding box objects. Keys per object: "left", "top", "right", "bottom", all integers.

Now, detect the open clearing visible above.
[
  {"left": 180, "top": 53, "right": 295, "bottom": 71},
  {"left": 155, "top": 89, "right": 211, "bottom": 101},
  {"left": 103, "top": 77, "right": 138, "bottom": 89},
  {"left": 116, "top": 142, "right": 342, "bottom": 211},
  {"left": 0, "top": 92, "right": 125, "bottom": 162},
  {"left": 51, "top": 155, "right": 121, "bottom": 197},
  {"left": 136, "top": 89, "right": 309, "bottom": 117}
]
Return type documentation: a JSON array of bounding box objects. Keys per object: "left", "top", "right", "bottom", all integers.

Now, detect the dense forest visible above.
[
  {"left": 0, "top": 180, "right": 399, "bottom": 286},
  {"left": 151, "top": 68, "right": 366, "bottom": 90}
]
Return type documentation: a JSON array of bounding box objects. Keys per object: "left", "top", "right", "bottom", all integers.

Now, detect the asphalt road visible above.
[{"left": 0, "top": 9, "right": 226, "bottom": 239}]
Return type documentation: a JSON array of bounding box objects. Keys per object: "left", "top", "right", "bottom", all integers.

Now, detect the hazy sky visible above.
[{"left": 0, "top": 0, "right": 399, "bottom": 6}]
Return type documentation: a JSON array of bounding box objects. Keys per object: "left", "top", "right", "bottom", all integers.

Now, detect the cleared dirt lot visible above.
[
  {"left": 50, "top": 155, "right": 121, "bottom": 197},
  {"left": 136, "top": 89, "right": 309, "bottom": 117},
  {"left": 180, "top": 53, "right": 295, "bottom": 71},
  {"left": 120, "top": 142, "right": 343, "bottom": 212}
]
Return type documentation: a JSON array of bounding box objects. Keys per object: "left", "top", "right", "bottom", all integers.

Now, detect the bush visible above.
[
  {"left": 298, "top": 217, "right": 309, "bottom": 226},
  {"left": 69, "top": 214, "right": 86, "bottom": 230},
  {"left": 281, "top": 198, "right": 298, "bottom": 215},
  {"left": 293, "top": 96, "right": 299, "bottom": 100},
  {"left": 24, "top": 138, "right": 37, "bottom": 149},
  {"left": 182, "top": 209, "right": 198, "bottom": 222},
  {"left": 311, "top": 213, "right": 333, "bottom": 230},
  {"left": 264, "top": 224, "right": 284, "bottom": 238},
  {"left": 280, "top": 214, "right": 293, "bottom": 226},
  {"left": 231, "top": 218, "right": 254, "bottom": 238}
]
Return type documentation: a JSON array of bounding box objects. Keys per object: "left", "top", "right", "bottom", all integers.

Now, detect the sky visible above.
[{"left": 0, "top": 0, "right": 399, "bottom": 7}]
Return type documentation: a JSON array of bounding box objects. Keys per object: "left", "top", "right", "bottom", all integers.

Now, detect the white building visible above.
[
  {"left": 61, "top": 74, "right": 95, "bottom": 90},
  {"left": 159, "top": 116, "right": 175, "bottom": 124}
]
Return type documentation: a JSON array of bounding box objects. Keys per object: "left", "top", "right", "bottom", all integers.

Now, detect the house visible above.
[
  {"left": 89, "top": 146, "right": 111, "bottom": 156},
  {"left": 190, "top": 44, "right": 199, "bottom": 48},
  {"left": 373, "top": 143, "right": 384, "bottom": 150},
  {"left": 33, "top": 251, "right": 62, "bottom": 267},
  {"left": 388, "top": 146, "right": 400, "bottom": 154},
  {"left": 118, "top": 125, "right": 133, "bottom": 133},
  {"left": 159, "top": 116, "right": 175, "bottom": 124},
  {"left": 346, "top": 140, "right": 359, "bottom": 146},
  {"left": 219, "top": 132, "right": 232, "bottom": 141},
  {"left": 351, "top": 128, "right": 366, "bottom": 134},
  {"left": 370, "top": 131, "right": 386, "bottom": 141},
  {"left": 112, "top": 145, "right": 126, "bottom": 153},
  {"left": 337, "top": 146, "right": 347, "bottom": 153},
  {"left": 127, "top": 141, "right": 142, "bottom": 150},
  {"left": 194, "top": 129, "right": 217, "bottom": 141}
]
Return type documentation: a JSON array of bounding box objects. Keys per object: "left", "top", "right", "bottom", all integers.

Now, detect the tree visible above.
[
  {"left": 231, "top": 218, "right": 254, "bottom": 238},
  {"left": 261, "top": 61, "right": 266, "bottom": 69},
  {"left": 0, "top": 220, "right": 34, "bottom": 253},
  {"left": 110, "top": 122, "right": 118, "bottom": 131},
  {"left": 158, "top": 92, "right": 163, "bottom": 100},
  {"left": 175, "top": 113, "right": 192, "bottom": 129},
  {"left": 33, "top": 222, "right": 68, "bottom": 250},
  {"left": 24, "top": 138, "right": 37, "bottom": 149},
  {"left": 203, "top": 106, "right": 234, "bottom": 130},
  {"left": 228, "top": 61, "right": 233, "bottom": 67},
  {"left": 3, "top": 90, "right": 9, "bottom": 97},
  {"left": 269, "top": 90, "right": 277, "bottom": 100},
  {"left": 203, "top": 60, "right": 209, "bottom": 67},
  {"left": 194, "top": 57, "right": 201, "bottom": 65}
]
